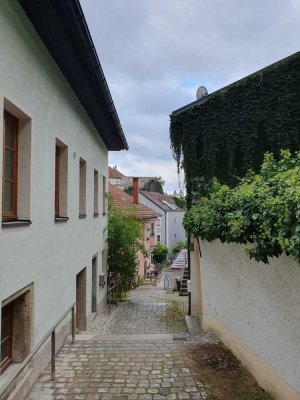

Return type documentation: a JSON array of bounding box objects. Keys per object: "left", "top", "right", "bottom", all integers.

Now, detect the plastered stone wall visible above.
[
  {"left": 0, "top": 0, "right": 108, "bottom": 349},
  {"left": 200, "top": 240, "right": 300, "bottom": 392}
]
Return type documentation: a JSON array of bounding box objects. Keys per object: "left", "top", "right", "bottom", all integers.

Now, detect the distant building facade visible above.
[
  {"left": 108, "top": 166, "right": 154, "bottom": 190},
  {"left": 109, "top": 180, "right": 158, "bottom": 277},
  {"left": 139, "top": 191, "right": 186, "bottom": 249},
  {"left": 108, "top": 166, "right": 126, "bottom": 188}
]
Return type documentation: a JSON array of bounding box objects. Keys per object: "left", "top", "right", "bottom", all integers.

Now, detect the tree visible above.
[
  {"left": 123, "top": 186, "right": 133, "bottom": 196},
  {"left": 171, "top": 240, "right": 187, "bottom": 255},
  {"left": 173, "top": 195, "right": 186, "bottom": 209},
  {"left": 184, "top": 150, "right": 300, "bottom": 263},
  {"left": 108, "top": 208, "right": 145, "bottom": 292},
  {"left": 142, "top": 176, "right": 165, "bottom": 194},
  {"left": 152, "top": 243, "right": 168, "bottom": 264}
]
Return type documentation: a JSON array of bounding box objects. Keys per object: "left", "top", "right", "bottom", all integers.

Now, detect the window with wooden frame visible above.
[
  {"left": 2, "top": 111, "right": 18, "bottom": 220},
  {"left": 54, "top": 139, "right": 68, "bottom": 220},
  {"left": 79, "top": 158, "right": 87, "bottom": 218},
  {"left": 151, "top": 222, "right": 155, "bottom": 236},
  {"left": 0, "top": 302, "right": 13, "bottom": 374},
  {"left": 94, "top": 169, "right": 99, "bottom": 216},
  {"left": 102, "top": 175, "right": 106, "bottom": 215},
  {"left": 1, "top": 287, "right": 32, "bottom": 375},
  {"left": 55, "top": 145, "right": 60, "bottom": 217}
]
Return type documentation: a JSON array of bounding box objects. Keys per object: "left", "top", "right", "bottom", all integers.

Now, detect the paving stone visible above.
[{"left": 26, "top": 286, "right": 272, "bottom": 400}]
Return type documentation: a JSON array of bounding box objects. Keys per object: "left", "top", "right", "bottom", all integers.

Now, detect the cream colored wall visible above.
[
  {"left": 199, "top": 240, "right": 300, "bottom": 399},
  {"left": 190, "top": 238, "right": 202, "bottom": 316},
  {"left": 0, "top": 0, "right": 109, "bottom": 363}
]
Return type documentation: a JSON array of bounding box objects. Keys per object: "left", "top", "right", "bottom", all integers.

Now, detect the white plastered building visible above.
[{"left": 0, "top": 0, "right": 127, "bottom": 397}]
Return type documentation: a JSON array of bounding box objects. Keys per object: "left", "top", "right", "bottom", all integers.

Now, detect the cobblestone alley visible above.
[{"left": 27, "top": 286, "right": 272, "bottom": 400}]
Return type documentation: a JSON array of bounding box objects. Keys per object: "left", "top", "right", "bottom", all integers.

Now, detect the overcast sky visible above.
[{"left": 81, "top": 0, "right": 300, "bottom": 193}]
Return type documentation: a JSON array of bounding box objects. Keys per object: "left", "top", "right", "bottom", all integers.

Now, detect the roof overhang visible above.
[{"left": 18, "top": 0, "right": 128, "bottom": 151}]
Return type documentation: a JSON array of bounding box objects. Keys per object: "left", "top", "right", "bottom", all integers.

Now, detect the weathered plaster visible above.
[
  {"left": 0, "top": 0, "right": 109, "bottom": 382},
  {"left": 199, "top": 240, "right": 300, "bottom": 397}
]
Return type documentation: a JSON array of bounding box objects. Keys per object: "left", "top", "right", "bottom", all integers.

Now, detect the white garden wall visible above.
[{"left": 200, "top": 240, "right": 300, "bottom": 398}]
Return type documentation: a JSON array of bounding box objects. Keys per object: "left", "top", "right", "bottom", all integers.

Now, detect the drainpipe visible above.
[
  {"left": 165, "top": 211, "right": 168, "bottom": 248},
  {"left": 187, "top": 235, "right": 191, "bottom": 316}
]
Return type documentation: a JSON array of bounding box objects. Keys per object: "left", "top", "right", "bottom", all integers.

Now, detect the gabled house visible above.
[
  {"left": 0, "top": 0, "right": 127, "bottom": 397},
  {"left": 139, "top": 191, "right": 186, "bottom": 249},
  {"left": 108, "top": 166, "right": 126, "bottom": 188},
  {"left": 109, "top": 180, "right": 158, "bottom": 278}
]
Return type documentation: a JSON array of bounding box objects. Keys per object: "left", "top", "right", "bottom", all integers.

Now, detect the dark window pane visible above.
[
  {"left": 1, "top": 319, "right": 8, "bottom": 340},
  {"left": 1, "top": 340, "right": 9, "bottom": 361},
  {"left": 5, "top": 118, "right": 13, "bottom": 148},
  {"left": 4, "top": 182, "right": 13, "bottom": 212},
  {"left": 5, "top": 149, "right": 14, "bottom": 180}
]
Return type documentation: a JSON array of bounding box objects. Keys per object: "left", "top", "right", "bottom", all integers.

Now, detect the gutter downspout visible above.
[
  {"left": 187, "top": 235, "right": 191, "bottom": 316},
  {"left": 165, "top": 211, "right": 168, "bottom": 248}
]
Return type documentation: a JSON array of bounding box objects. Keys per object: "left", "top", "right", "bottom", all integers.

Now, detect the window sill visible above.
[
  {"left": 2, "top": 219, "right": 32, "bottom": 228},
  {"left": 102, "top": 212, "right": 107, "bottom": 216},
  {"left": 55, "top": 216, "right": 69, "bottom": 223},
  {"left": 94, "top": 212, "right": 100, "bottom": 218},
  {"left": 79, "top": 214, "right": 87, "bottom": 219}
]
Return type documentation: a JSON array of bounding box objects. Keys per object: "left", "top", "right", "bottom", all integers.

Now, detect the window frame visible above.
[
  {"left": 94, "top": 169, "right": 99, "bottom": 216},
  {"left": 54, "top": 139, "right": 68, "bottom": 220},
  {"left": 79, "top": 157, "right": 87, "bottom": 218},
  {"left": 102, "top": 175, "right": 106, "bottom": 215},
  {"left": 55, "top": 145, "right": 60, "bottom": 217},
  {"left": 151, "top": 222, "right": 155, "bottom": 236},
  {"left": 0, "top": 302, "right": 13, "bottom": 374},
  {"left": 2, "top": 111, "right": 18, "bottom": 220}
]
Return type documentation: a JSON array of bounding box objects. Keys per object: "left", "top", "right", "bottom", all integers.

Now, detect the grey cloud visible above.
[{"left": 81, "top": 0, "right": 300, "bottom": 192}]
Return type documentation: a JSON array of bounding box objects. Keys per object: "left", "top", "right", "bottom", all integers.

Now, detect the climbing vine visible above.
[
  {"left": 170, "top": 52, "right": 300, "bottom": 207},
  {"left": 184, "top": 151, "right": 300, "bottom": 263}
]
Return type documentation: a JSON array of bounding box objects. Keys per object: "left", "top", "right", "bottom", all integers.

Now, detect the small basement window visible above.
[{"left": 1, "top": 287, "right": 32, "bottom": 374}]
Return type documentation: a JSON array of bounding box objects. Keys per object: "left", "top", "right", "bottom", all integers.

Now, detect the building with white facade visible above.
[
  {"left": 0, "top": 0, "right": 127, "bottom": 397},
  {"left": 139, "top": 191, "right": 186, "bottom": 249}
]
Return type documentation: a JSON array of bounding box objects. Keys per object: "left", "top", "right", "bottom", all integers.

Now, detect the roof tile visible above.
[{"left": 109, "top": 184, "right": 158, "bottom": 219}]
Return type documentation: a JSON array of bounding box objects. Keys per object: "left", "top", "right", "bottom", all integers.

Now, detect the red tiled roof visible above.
[
  {"left": 109, "top": 183, "right": 158, "bottom": 219},
  {"left": 108, "top": 166, "right": 125, "bottom": 179}
]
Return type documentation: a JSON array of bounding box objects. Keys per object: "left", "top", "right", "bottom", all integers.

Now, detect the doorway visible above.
[
  {"left": 91, "top": 256, "right": 97, "bottom": 313},
  {"left": 76, "top": 268, "right": 87, "bottom": 331}
]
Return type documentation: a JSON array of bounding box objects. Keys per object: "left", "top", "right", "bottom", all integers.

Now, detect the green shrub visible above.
[
  {"left": 171, "top": 240, "right": 187, "bottom": 255},
  {"left": 152, "top": 243, "right": 169, "bottom": 263},
  {"left": 184, "top": 150, "right": 300, "bottom": 263}
]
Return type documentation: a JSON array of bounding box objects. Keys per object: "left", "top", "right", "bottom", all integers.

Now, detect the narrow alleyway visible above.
[
  {"left": 90, "top": 286, "right": 187, "bottom": 335},
  {"left": 27, "top": 286, "right": 273, "bottom": 400}
]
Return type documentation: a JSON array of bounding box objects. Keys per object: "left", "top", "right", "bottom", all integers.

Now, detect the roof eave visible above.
[{"left": 18, "top": 0, "right": 128, "bottom": 151}]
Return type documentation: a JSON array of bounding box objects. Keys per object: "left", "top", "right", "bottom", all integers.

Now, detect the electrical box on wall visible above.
[{"left": 99, "top": 273, "right": 106, "bottom": 288}]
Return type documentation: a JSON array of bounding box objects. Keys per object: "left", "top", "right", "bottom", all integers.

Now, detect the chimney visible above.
[{"left": 133, "top": 177, "right": 139, "bottom": 204}]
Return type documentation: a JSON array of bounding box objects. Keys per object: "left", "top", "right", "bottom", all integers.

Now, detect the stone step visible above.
[{"left": 185, "top": 316, "right": 202, "bottom": 334}]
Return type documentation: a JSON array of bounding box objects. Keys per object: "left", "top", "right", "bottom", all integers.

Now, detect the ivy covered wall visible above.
[{"left": 170, "top": 51, "right": 300, "bottom": 207}]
